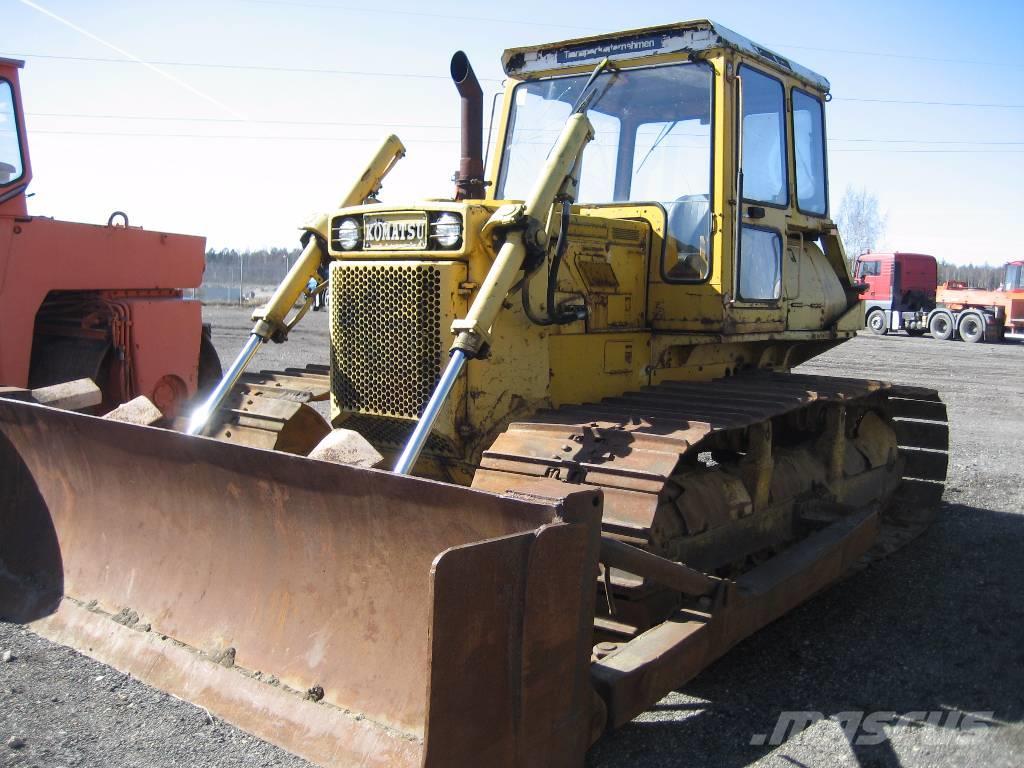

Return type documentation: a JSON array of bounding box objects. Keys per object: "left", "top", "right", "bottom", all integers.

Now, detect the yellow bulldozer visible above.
[{"left": 1, "top": 20, "right": 949, "bottom": 767}]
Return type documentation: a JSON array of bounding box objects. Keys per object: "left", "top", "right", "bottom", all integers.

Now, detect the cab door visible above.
[{"left": 725, "top": 65, "right": 789, "bottom": 334}]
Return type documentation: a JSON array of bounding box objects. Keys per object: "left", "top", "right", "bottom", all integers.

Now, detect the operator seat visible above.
[{"left": 666, "top": 194, "right": 710, "bottom": 279}]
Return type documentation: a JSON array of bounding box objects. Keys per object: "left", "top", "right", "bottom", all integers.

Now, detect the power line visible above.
[
  {"left": 30, "top": 128, "right": 460, "bottom": 143},
  {"left": 32, "top": 112, "right": 1024, "bottom": 146},
  {"left": 833, "top": 97, "right": 1024, "bottom": 109},
  {"left": 830, "top": 138, "right": 1024, "bottom": 145},
  {"left": 30, "top": 129, "right": 1024, "bottom": 152},
  {"left": 242, "top": 3, "right": 1023, "bottom": 70},
  {"left": 10, "top": 50, "right": 1022, "bottom": 110},
  {"left": 239, "top": 0, "right": 596, "bottom": 31},
  {"left": 30, "top": 111, "right": 1024, "bottom": 145},
  {"left": 27, "top": 111, "right": 460, "bottom": 129},
  {"left": 830, "top": 148, "right": 1024, "bottom": 154},
  {"left": 774, "top": 42, "right": 1020, "bottom": 70},
  {"left": 1, "top": 51, "right": 504, "bottom": 82}
]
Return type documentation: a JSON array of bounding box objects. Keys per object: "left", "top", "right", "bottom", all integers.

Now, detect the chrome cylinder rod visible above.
[
  {"left": 394, "top": 350, "right": 467, "bottom": 475},
  {"left": 185, "top": 332, "right": 262, "bottom": 436}
]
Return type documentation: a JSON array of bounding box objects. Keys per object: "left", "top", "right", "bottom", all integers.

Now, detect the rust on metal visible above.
[{"left": 0, "top": 398, "right": 602, "bottom": 767}]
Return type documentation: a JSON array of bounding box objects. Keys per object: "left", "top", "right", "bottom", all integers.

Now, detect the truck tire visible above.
[
  {"left": 867, "top": 310, "right": 888, "bottom": 335},
  {"left": 958, "top": 313, "right": 985, "bottom": 343},
  {"left": 929, "top": 312, "right": 955, "bottom": 341}
]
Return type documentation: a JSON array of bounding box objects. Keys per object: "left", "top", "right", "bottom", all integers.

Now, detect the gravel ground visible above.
[{"left": 2, "top": 306, "right": 1022, "bottom": 768}]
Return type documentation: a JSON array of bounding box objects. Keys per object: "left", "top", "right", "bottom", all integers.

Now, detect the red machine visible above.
[
  {"left": 854, "top": 252, "right": 1021, "bottom": 342},
  {"left": 0, "top": 58, "right": 219, "bottom": 416}
]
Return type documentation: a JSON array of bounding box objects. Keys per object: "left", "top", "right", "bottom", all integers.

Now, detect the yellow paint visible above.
[{"left": 304, "top": 21, "right": 863, "bottom": 479}]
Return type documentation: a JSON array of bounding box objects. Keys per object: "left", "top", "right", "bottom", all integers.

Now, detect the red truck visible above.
[{"left": 854, "top": 252, "right": 1023, "bottom": 342}]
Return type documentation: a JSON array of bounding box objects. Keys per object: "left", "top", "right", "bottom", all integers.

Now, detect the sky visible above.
[{"left": 2, "top": 0, "right": 1022, "bottom": 265}]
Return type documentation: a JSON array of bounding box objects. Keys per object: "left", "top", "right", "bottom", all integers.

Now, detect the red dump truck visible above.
[{"left": 855, "top": 252, "right": 1023, "bottom": 342}]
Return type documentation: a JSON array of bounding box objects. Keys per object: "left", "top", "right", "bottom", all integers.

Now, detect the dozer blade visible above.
[{"left": 0, "top": 398, "right": 603, "bottom": 767}]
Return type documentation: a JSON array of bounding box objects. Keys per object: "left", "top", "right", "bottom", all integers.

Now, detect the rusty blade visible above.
[{"left": 0, "top": 398, "right": 601, "bottom": 767}]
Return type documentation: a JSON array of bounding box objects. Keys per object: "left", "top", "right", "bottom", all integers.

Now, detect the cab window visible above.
[
  {"left": 0, "top": 80, "right": 23, "bottom": 185},
  {"left": 738, "top": 227, "right": 781, "bottom": 301},
  {"left": 858, "top": 260, "right": 881, "bottom": 277},
  {"left": 793, "top": 89, "right": 827, "bottom": 215},
  {"left": 739, "top": 66, "right": 787, "bottom": 207},
  {"left": 497, "top": 62, "right": 714, "bottom": 282}
]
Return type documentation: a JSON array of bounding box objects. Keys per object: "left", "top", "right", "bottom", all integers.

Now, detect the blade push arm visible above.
[
  {"left": 252, "top": 134, "right": 406, "bottom": 342},
  {"left": 186, "top": 135, "right": 405, "bottom": 437},
  {"left": 394, "top": 112, "right": 594, "bottom": 474},
  {"left": 448, "top": 113, "right": 592, "bottom": 358}
]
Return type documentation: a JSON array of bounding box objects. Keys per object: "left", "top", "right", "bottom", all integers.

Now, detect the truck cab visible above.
[{"left": 854, "top": 252, "right": 937, "bottom": 335}]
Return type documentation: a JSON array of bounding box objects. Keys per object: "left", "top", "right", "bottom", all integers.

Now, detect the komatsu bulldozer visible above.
[{"left": 0, "top": 21, "right": 949, "bottom": 768}]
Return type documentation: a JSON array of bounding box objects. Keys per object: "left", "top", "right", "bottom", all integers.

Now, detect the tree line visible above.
[
  {"left": 204, "top": 247, "right": 303, "bottom": 286},
  {"left": 835, "top": 187, "right": 1007, "bottom": 289},
  {"left": 204, "top": 205, "right": 1010, "bottom": 293},
  {"left": 935, "top": 261, "right": 1006, "bottom": 290}
]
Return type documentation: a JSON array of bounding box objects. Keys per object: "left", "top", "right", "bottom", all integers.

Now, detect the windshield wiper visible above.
[
  {"left": 635, "top": 120, "right": 678, "bottom": 174},
  {"left": 572, "top": 57, "right": 612, "bottom": 114}
]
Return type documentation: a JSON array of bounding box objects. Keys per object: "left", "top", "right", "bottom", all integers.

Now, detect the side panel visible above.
[
  {"left": 0, "top": 217, "right": 205, "bottom": 388},
  {"left": 896, "top": 253, "right": 937, "bottom": 301},
  {"left": 125, "top": 297, "right": 203, "bottom": 413}
]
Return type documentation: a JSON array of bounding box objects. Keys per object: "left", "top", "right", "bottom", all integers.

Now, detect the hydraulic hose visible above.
[{"left": 521, "top": 199, "right": 584, "bottom": 326}]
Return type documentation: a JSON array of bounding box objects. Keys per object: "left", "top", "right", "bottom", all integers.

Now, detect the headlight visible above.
[
  {"left": 336, "top": 217, "right": 360, "bottom": 250},
  {"left": 431, "top": 212, "right": 462, "bottom": 249}
]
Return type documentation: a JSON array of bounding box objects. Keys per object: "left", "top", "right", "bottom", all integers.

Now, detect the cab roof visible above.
[{"left": 502, "top": 19, "right": 829, "bottom": 93}]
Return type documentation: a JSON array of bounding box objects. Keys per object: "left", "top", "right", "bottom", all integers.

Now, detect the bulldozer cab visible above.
[
  {"left": 493, "top": 21, "right": 850, "bottom": 336},
  {"left": 0, "top": 58, "right": 30, "bottom": 216}
]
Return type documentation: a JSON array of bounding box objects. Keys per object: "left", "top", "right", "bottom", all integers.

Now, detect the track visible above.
[
  {"left": 467, "top": 371, "right": 947, "bottom": 643},
  {"left": 473, "top": 372, "right": 945, "bottom": 545}
]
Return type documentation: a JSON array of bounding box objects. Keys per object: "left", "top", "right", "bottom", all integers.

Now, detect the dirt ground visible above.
[{"left": 2, "top": 305, "right": 1022, "bottom": 768}]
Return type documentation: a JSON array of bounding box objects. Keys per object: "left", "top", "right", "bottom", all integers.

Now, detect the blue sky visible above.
[{"left": 3, "top": 0, "right": 1022, "bottom": 264}]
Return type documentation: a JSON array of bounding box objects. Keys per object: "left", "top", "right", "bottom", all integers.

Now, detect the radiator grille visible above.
[
  {"left": 341, "top": 413, "right": 454, "bottom": 455},
  {"left": 330, "top": 264, "right": 443, "bottom": 418}
]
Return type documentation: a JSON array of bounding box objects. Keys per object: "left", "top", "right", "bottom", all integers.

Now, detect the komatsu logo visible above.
[
  {"left": 366, "top": 220, "right": 425, "bottom": 243},
  {"left": 363, "top": 214, "right": 428, "bottom": 249}
]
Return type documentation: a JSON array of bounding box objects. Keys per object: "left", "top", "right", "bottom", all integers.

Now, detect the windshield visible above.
[
  {"left": 497, "top": 62, "right": 714, "bottom": 280},
  {"left": 1006, "top": 263, "right": 1023, "bottom": 291},
  {"left": 0, "top": 80, "right": 23, "bottom": 186}
]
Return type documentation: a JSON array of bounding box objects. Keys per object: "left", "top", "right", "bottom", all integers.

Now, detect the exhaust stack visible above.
[{"left": 450, "top": 51, "right": 485, "bottom": 200}]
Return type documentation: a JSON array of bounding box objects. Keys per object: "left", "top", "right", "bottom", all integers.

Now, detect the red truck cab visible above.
[{"left": 854, "top": 252, "right": 937, "bottom": 335}]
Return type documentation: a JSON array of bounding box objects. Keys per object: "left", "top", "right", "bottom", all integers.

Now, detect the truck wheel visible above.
[
  {"left": 929, "top": 312, "right": 955, "bottom": 341},
  {"left": 867, "top": 311, "right": 888, "bottom": 335},
  {"left": 958, "top": 313, "right": 985, "bottom": 343}
]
